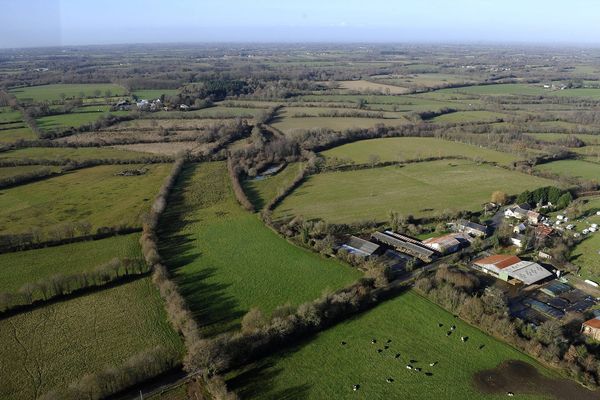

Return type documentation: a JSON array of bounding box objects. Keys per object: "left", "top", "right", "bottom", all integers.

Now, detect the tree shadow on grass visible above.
[
  {"left": 228, "top": 359, "right": 311, "bottom": 400},
  {"left": 242, "top": 179, "right": 265, "bottom": 211},
  {"left": 157, "top": 164, "right": 244, "bottom": 336}
]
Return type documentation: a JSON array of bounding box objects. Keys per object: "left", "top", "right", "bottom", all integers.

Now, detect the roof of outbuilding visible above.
[
  {"left": 583, "top": 317, "right": 600, "bottom": 330},
  {"left": 474, "top": 254, "right": 521, "bottom": 269}
]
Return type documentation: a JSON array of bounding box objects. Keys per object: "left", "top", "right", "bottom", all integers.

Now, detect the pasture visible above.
[
  {"left": 0, "top": 165, "right": 58, "bottom": 179},
  {"left": 535, "top": 159, "right": 600, "bottom": 182},
  {"left": 0, "top": 107, "right": 37, "bottom": 142},
  {"left": 228, "top": 291, "right": 550, "bottom": 400},
  {"left": 0, "top": 233, "right": 141, "bottom": 293},
  {"left": 272, "top": 115, "right": 405, "bottom": 135},
  {"left": 159, "top": 162, "right": 361, "bottom": 336},
  {"left": 437, "top": 83, "right": 600, "bottom": 99},
  {"left": 321, "top": 137, "right": 518, "bottom": 166},
  {"left": 36, "top": 109, "right": 129, "bottom": 131},
  {"left": 0, "top": 163, "right": 171, "bottom": 237},
  {"left": 243, "top": 163, "right": 303, "bottom": 210},
  {"left": 274, "top": 160, "right": 555, "bottom": 223},
  {"left": 0, "top": 146, "right": 153, "bottom": 162},
  {"left": 112, "top": 142, "right": 208, "bottom": 156},
  {"left": 570, "top": 197, "right": 600, "bottom": 280},
  {"left": 0, "top": 277, "right": 183, "bottom": 400},
  {"left": 10, "top": 83, "right": 126, "bottom": 102},
  {"left": 527, "top": 133, "right": 600, "bottom": 145}
]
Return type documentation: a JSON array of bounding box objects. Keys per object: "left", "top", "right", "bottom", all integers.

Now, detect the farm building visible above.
[
  {"left": 535, "top": 225, "right": 554, "bottom": 240},
  {"left": 505, "top": 204, "right": 543, "bottom": 224},
  {"left": 454, "top": 219, "right": 488, "bottom": 237},
  {"left": 540, "top": 281, "right": 572, "bottom": 297},
  {"left": 473, "top": 254, "right": 552, "bottom": 285},
  {"left": 342, "top": 236, "right": 381, "bottom": 257},
  {"left": 371, "top": 231, "right": 436, "bottom": 262},
  {"left": 581, "top": 318, "right": 600, "bottom": 341},
  {"left": 510, "top": 234, "right": 529, "bottom": 249},
  {"left": 423, "top": 234, "right": 462, "bottom": 254},
  {"left": 513, "top": 223, "right": 527, "bottom": 234}
]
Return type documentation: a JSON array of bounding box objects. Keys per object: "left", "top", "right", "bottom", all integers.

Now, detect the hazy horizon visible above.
[{"left": 2, "top": 0, "right": 600, "bottom": 49}]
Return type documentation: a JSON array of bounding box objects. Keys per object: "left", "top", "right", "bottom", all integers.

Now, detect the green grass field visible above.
[
  {"left": 228, "top": 290, "right": 549, "bottom": 400},
  {"left": 36, "top": 108, "right": 129, "bottom": 131},
  {"left": 0, "top": 107, "right": 37, "bottom": 142},
  {"left": 0, "top": 163, "right": 170, "bottom": 237},
  {"left": 0, "top": 146, "right": 152, "bottom": 162},
  {"left": 159, "top": 162, "right": 361, "bottom": 336},
  {"left": 272, "top": 115, "right": 405, "bottom": 135},
  {"left": 243, "top": 163, "right": 303, "bottom": 210},
  {"left": 570, "top": 197, "right": 600, "bottom": 280},
  {"left": 274, "top": 160, "right": 555, "bottom": 223},
  {"left": 0, "top": 277, "right": 183, "bottom": 400},
  {"left": 321, "top": 137, "right": 518, "bottom": 166},
  {"left": 10, "top": 83, "right": 126, "bottom": 102},
  {"left": 0, "top": 165, "right": 58, "bottom": 179},
  {"left": 535, "top": 159, "right": 600, "bottom": 181},
  {"left": 0, "top": 233, "right": 141, "bottom": 293}
]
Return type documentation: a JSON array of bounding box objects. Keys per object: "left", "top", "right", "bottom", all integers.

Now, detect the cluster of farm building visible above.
[{"left": 343, "top": 203, "right": 600, "bottom": 341}]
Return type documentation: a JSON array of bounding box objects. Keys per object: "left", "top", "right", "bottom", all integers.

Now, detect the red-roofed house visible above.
[
  {"left": 473, "top": 254, "right": 552, "bottom": 285},
  {"left": 582, "top": 318, "right": 600, "bottom": 341}
]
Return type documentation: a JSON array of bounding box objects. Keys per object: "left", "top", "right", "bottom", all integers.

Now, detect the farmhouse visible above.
[
  {"left": 473, "top": 254, "right": 552, "bottom": 285},
  {"left": 371, "top": 231, "right": 436, "bottom": 262},
  {"left": 423, "top": 234, "right": 462, "bottom": 255},
  {"left": 535, "top": 225, "right": 554, "bottom": 240},
  {"left": 455, "top": 219, "right": 488, "bottom": 237},
  {"left": 342, "top": 236, "right": 380, "bottom": 257},
  {"left": 581, "top": 318, "right": 600, "bottom": 341}
]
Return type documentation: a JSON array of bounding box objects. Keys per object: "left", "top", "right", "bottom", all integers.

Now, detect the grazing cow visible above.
[
  {"left": 450, "top": 325, "right": 456, "bottom": 331},
  {"left": 461, "top": 336, "right": 468, "bottom": 342},
  {"left": 377, "top": 349, "right": 383, "bottom": 353},
  {"left": 446, "top": 331, "right": 452, "bottom": 336},
  {"left": 507, "top": 392, "right": 514, "bottom": 397},
  {"left": 371, "top": 338, "right": 377, "bottom": 344},
  {"left": 353, "top": 384, "right": 360, "bottom": 391},
  {"left": 438, "top": 323, "right": 443, "bottom": 327},
  {"left": 395, "top": 353, "right": 401, "bottom": 359},
  {"left": 406, "top": 365, "right": 413, "bottom": 370},
  {"left": 429, "top": 362, "right": 437, "bottom": 367},
  {"left": 414, "top": 367, "right": 422, "bottom": 372},
  {"left": 341, "top": 341, "right": 347, "bottom": 345},
  {"left": 386, "top": 378, "right": 394, "bottom": 383},
  {"left": 425, "top": 372, "right": 433, "bottom": 376},
  {"left": 410, "top": 359, "right": 417, "bottom": 363},
  {"left": 387, "top": 339, "right": 392, "bottom": 343},
  {"left": 384, "top": 345, "right": 389, "bottom": 350},
  {"left": 479, "top": 344, "right": 485, "bottom": 350}
]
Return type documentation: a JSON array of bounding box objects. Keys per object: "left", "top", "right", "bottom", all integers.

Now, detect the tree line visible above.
[{"left": 0, "top": 257, "right": 148, "bottom": 315}]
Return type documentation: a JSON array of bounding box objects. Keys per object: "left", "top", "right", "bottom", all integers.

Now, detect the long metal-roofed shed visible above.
[
  {"left": 371, "top": 232, "right": 436, "bottom": 262},
  {"left": 341, "top": 236, "right": 380, "bottom": 257}
]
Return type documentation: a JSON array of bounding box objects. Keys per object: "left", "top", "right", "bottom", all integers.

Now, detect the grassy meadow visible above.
[
  {"left": 0, "top": 278, "right": 183, "bottom": 400},
  {"left": 0, "top": 165, "right": 58, "bottom": 179},
  {"left": 274, "top": 160, "right": 555, "bottom": 223},
  {"left": 0, "top": 163, "right": 170, "bottom": 236},
  {"left": 570, "top": 197, "right": 600, "bottom": 280},
  {"left": 337, "top": 80, "right": 409, "bottom": 94},
  {"left": 228, "top": 291, "right": 549, "bottom": 400},
  {"left": 321, "top": 137, "right": 519, "bottom": 166},
  {"left": 10, "top": 83, "right": 126, "bottom": 102},
  {"left": 429, "top": 110, "right": 507, "bottom": 123},
  {"left": 0, "top": 233, "right": 141, "bottom": 293},
  {"left": 0, "top": 107, "right": 37, "bottom": 142},
  {"left": 159, "top": 162, "right": 361, "bottom": 336},
  {"left": 535, "top": 159, "right": 600, "bottom": 182},
  {"left": 36, "top": 108, "right": 129, "bottom": 131}
]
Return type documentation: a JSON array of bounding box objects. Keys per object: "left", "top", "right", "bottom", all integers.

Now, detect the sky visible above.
[{"left": 2, "top": 0, "right": 600, "bottom": 48}]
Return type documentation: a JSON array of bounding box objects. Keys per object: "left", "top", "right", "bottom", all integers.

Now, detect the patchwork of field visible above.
[
  {"left": 10, "top": 83, "right": 127, "bottom": 102},
  {"left": 0, "top": 233, "right": 141, "bottom": 293},
  {"left": 0, "top": 278, "right": 183, "bottom": 400},
  {"left": 272, "top": 112, "right": 405, "bottom": 135},
  {"left": 274, "top": 160, "right": 555, "bottom": 223},
  {"left": 321, "top": 137, "right": 519, "bottom": 166},
  {"left": 437, "top": 83, "right": 600, "bottom": 98},
  {"left": 0, "top": 107, "right": 37, "bottom": 142},
  {"left": 243, "top": 163, "right": 303, "bottom": 210},
  {"left": 535, "top": 159, "right": 600, "bottom": 181},
  {"left": 0, "top": 146, "right": 153, "bottom": 162},
  {"left": 159, "top": 162, "right": 361, "bottom": 336},
  {"left": 337, "top": 80, "right": 409, "bottom": 94},
  {"left": 0, "top": 163, "right": 170, "bottom": 236},
  {"left": 371, "top": 73, "right": 478, "bottom": 89},
  {"left": 228, "top": 291, "right": 550, "bottom": 400},
  {"left": 151, "top": 106, "right": 262, "bottom": 120}
]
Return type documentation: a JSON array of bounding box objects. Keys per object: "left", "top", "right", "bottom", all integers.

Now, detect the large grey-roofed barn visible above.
[
  {"left": 371, "top": 232, "right": 435, "bottom": 261},
  {"left": 342, "top": 236, "right": 380, "bottom": 257}
]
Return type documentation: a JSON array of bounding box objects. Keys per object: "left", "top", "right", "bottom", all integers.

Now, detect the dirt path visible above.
[{"left": 473, "top": 360, "right": 599, "bottom": 400}]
